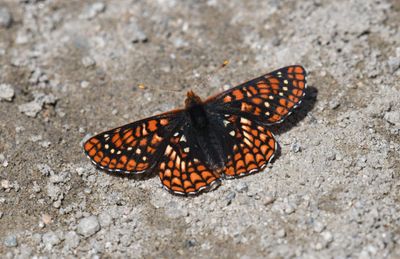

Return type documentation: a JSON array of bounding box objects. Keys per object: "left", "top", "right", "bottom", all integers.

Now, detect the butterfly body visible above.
[{"left": 84, "top": 65, "right": 307, "bottom": 195}]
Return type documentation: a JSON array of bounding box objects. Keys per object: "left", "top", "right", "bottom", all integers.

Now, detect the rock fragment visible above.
[
  {"left": 18, "top": 92, "right": 57, "bottom": 117},
  {"left": 64, "top": 231, "right": 80, "bottom": 250},
  {"left": 123, "top": 21, "right": 148, "bottom": 44},
  {"left": 77, "top": 216, "right": 101, "bottom": 237},
  {"left": 0, "top": 84, "right": 15, "bottom": 101},
  {"left": 4, "top": 234, "right": 17, "bottom": 247},
  {"left": 81, "top": 2, "right": 106, "bottom": 20},
  {"left": 0, "top": 7, "right": 12, "bottom": 28},
  {"left": 42, "top": 231, "right": 61, "bottom": 249}
]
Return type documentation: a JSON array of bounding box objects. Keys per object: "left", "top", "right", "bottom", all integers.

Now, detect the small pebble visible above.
[
  {"left": 164, "top": 201, "right": 188, "bottom": 219},
  {"left": 328, "top": 99, "right": 340, "bottom": 109},
  {"left": 290, "top": 142, "right": 301, "bottom": 153},
  {"left": 64, "top": 231, "right": 80, "bottom": 249},
  {"left": 0, "top": 7, "right": 12, "bottom": 28},
  {"left": 80, "top": 80, "right": 90, "bottom": 88},
  {"left": 123, "top": 21, "right": 148, "bottom": 44},
  {"left": 1, "top": 179, "right": 10, "bottom": 190},
  {"left": 82, "top": 56, "right": 96, "bottom": 68},
  {"left": 263, "top": 196, "right": 275, "bottom": 206},
  {"left": 81, "top": 2, "right": 106, "bottom": 19},
  {"left": 42, "top": 231, "right": 61, "bottom": 249},
  {"left": 276, "top": 228, "right": 286, "bottom": 238},
  {"left": 236, "top": 182, "right": 249, "bottom": 193},
  {"left": 384, "top": 111, "right": 400, "bottom": 126},
  {"left": 225, "top": 191, "right": 236, "bottom": 205},
  {"left": 98, "top": 212, "right": 113, "bottom": 228},
  {"left": 322, "top": 231, "right": 333, "bottom": 243},
  {"left": 77, "top": 215, "right": 101, "bottom": 237},
  {"left": 18, "top": 93, "right": 57, "bottom": 118},
  {"left": 387, "top": 57, "right": 400, "bottom": 73},
  {"left": 315, "top": 242, "right": 323, "bottom": 250},
  {"left": 42, "top": 214, "right": 52, "bottom": 225},
  {"left": 313, "top": 221, "right": 326, "bottom": 233},
  {"left": 284, "top": 204, "right": 296, "bottom": 214},
  {"left": 4, "top": 234, "right": 17, "bottom": 247},
  {"left": 0, "top": 84, "right": 15, "bottom": 101}
]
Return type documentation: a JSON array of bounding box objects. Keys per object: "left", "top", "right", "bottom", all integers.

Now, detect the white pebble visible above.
[
  {"left": 77, "top": 215, "right": 101, "bottom": 237},
  {"left": 0, "top": 84, "right": 15, "bottom": 101}
]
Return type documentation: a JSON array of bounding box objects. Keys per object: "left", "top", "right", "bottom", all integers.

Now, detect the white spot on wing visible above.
[
  {"left": 180, "top": 135, "right": 187, "bottom": 142},
  {"left": 240, "top": 117, "right": 251, "bottom": 125},
  {"left": 165, "top": 145, "right": 172, "bottom": 155}
]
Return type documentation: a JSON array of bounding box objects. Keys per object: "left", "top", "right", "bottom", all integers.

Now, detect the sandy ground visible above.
[{"left": 0, "top": 0, "right": 399, "bottom": 258}]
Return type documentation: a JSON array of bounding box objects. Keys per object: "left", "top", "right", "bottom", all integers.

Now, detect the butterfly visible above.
[{"left": 83, "top": 65, "right": 307, "bottom": 195}]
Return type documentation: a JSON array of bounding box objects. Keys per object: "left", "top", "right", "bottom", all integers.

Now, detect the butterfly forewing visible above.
[
  {"left": 83, "top": 112, "right": 182, "bottom": 174},
  {"left": 206, "top": 65, "right": 307, "bottom": 125}
]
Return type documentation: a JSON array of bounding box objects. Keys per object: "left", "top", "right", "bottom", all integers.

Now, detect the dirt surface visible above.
[{"left": 1, "top": 0, "right": 400, "bottom": 258}]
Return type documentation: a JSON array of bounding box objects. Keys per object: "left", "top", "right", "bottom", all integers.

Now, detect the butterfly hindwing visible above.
[
  {"left": 207, "top": 65, "right": 307, "bottom": 125},
  {"left": 83, "top": 112, "right": 180, "bottom": 174},
  {"left": 214, "top": 113, "right": 277, "bottom": 178},
  {"left": 157, "top": 125, "right": 221, "bottom": 195}
]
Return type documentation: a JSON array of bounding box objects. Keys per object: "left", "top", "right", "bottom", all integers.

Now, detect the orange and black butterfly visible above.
[{"left": 83, "top": 65, "right": 307, "bottom": 195}]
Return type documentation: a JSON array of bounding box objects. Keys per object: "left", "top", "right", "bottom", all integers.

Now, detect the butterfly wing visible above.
[
  {"left": 203, "top": 65, "right": 307, "bottom": 178},
  {"left": 216, "top": 114, "right": 277, "bottom": 178},
  {"left": 206, "top": 65, "right": 307, "bottom": 125},
  {"left": 157, "top": 124, "right": 221, "bottom": 195},
  {"left": 83, "top": 111, "right": 182, "bottom": 174}
]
